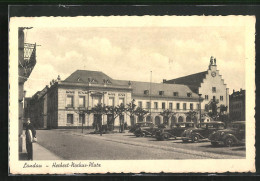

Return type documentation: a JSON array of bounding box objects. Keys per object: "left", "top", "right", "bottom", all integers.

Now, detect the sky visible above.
[{"left": 23, "top": 19, "right": 246, "bottom": 97}]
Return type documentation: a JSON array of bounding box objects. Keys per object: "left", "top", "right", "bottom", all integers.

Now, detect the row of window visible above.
[
  {"left": 144, "top": 90, "right": 192, "bottom": 97},
  {"left": 204, "top": 95, "right": 224, "bottom": 101},
  {"left": 67, "top": 114, "right": 85, "bottom": 124},
  {"left": 138, "top": 101, "right": 197, "bottom": 110},
  {"left": 66, "top": 96, "right": 125, "bottom": 108}
]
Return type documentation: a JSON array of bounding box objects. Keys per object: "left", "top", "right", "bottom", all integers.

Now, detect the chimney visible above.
[
  {"left": 233, "top": 89, "right": 235, "bottom": 93},
  {"left": 163, "top": 79, "right": 166, "bottom": 83},
  {"left": 240, "top": 88, "right": 242, "bottom": 92}
]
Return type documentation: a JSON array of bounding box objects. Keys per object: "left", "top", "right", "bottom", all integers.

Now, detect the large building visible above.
[
  {"left": 29, "top": 56, "right": 229, "bottom": 129},
  {"left": 229, "top": 89, "right": 245, "bottom": 121},
  {"left": 164, "top": 56, "right": 229, "bottom": 115}
]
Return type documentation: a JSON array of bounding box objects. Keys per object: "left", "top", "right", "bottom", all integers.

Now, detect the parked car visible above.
[
  {"left": 134, "top": 123, "right": 166, "bottom": 137},
  {"left": 129, "top": 122, "right": 147, "bottom": 133},
  {"left": 209, "top": 121, "right": 245, "bottom": 147},
  {"left": 155, "top": 122, "right": 195, "bottom": 141},
  {"left": 182, "top": 121, "right": 225, "bottom": 143}
]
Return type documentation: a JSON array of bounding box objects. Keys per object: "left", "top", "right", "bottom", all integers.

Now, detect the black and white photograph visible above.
[{"left": 9, "top": 15, "right": 255, "bottom": 174}]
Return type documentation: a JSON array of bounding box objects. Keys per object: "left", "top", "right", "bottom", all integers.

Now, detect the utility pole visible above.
[{"left": 149, "top": 71, "right": 152, "bottom": 118}]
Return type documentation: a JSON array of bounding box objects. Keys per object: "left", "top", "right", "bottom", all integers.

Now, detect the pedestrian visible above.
[{"left": 25, "top": 118, "right": 36, "bottom": 160}]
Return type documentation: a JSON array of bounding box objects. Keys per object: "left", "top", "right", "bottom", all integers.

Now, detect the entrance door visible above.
[
  {"left": 130, "top": 116, "right": 135, "bottom": 126},
  {"left": 94, "top": 114, "right": 102, "bottom": 130},
  {"left": 107, "top": 114, "right": 114, "bottom": 130}
]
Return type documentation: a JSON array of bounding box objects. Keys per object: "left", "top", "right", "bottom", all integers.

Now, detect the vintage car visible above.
[
  {"left": 155, "top": 122, "right": 195, "bottom": 141},
  {"left": 129, "top": 122, "right": 147, "bottom": 133},
  {"left": 182, "top": 121, "right": 225, "bottom": 143},
  {"left": 134, "top": 123, "right": 166, "bottom": 137},
  {"left": 209, "top": 121, "right": 245, "bottom": 147}
]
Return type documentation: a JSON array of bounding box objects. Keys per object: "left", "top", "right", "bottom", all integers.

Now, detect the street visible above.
[{"left": 35, "top": 129, "right": 245, "bottom": 160}]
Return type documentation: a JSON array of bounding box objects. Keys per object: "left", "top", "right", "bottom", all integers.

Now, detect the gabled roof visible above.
[
  {"left": 129, "top": 81, "right": 198, "bottom": 98},
  {"left": 164, "top": 71, "right": 208, "bottom": 93}
]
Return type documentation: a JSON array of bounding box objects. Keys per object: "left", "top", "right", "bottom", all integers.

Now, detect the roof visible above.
[
  {"left": 164, "top": 71, "right": 208, "bottom": 93},
  {"left": 63, "top": 70, "right": 199, "bottom": 99},
  {"left": 64, "top": 70, "right": 129, "bottom": 87},
  {"left": 129, "top": 81, "right": 199, "bottom": 98}
]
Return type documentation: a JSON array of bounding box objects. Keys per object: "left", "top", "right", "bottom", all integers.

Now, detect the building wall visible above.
[
  {"left": 229, "top": 90, "right": 245, "bottom": 121},
  {"left": 56, "top": 86, "right": 132, "bottom": 128},
  {"left": 199, "top": 65, "right": 229, "bottom": 113}
]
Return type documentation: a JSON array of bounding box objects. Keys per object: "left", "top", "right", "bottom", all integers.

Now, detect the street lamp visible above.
[{"left": 198, "top": 94, "right": 202, "bottom": 124}]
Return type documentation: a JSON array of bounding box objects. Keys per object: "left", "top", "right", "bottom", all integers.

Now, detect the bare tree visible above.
[{"left": 160, "top": 109, "right": 176, "bottom": 125}]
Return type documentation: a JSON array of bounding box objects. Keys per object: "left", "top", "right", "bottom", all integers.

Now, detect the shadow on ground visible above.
[{"left": 19, "top": 153, "right": 28, "bottom": 160}]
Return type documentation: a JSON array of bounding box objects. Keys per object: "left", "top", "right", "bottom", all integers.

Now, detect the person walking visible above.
[{"left": 25, "top": 119, "right": 36, "bottom": 160}]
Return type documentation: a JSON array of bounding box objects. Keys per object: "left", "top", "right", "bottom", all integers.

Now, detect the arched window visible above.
[
  {"left": 163, "top": 116, "right": 169, "bottom": 125},
  {"left": 146, "top": 116, "right": 152, "bottom": 122},
  {"left": 178, "top": 116, "right": 184, "bottom": 123},
  {"left": 155, "top": 116, "right": 161, "bottom": 126}
]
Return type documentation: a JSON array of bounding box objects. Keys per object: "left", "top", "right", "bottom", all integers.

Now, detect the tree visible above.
[
  {"left": 206, "top": 100, "right": 230, "bottom": 125},
  {"left": 115, "top": 103, "right": 126, "bottom": 133},
  {"left": 185, "top": 110, "right": 198, "bottom": 124},
  {"left": 133, "top": 107, "right": 149, "bottom": 122},
  {"left": 91, "top": 103, "right": 107, "bottom": 135},
  {"left": 126, "top": 99, "right": 137, "bottom": 118},
  {"left": 160, "top": 109, "right": 176, "bottom": 125}
]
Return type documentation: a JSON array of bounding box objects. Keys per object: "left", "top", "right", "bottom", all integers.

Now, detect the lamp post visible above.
[{"left": 198, "top": 94, "right": 202, "bottom": 124}]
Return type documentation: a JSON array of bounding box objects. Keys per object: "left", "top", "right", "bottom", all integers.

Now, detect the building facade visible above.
[
  {"left": 164, "top": 56, "right": 229, "bottom": 117},
  {"left": 29, "top": 56, "right": 230, "bottom": 129},
  {"left": 229, "top": 89, "right": 245, "bottom": 121}
]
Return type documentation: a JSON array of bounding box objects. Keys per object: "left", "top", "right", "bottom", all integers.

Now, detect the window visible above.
[
  {"left": 220, "top": 96, "right": 224, "bottom": 101},
  {"left": 79, "top": 114, "right": 85, "bottom": 124},
  {"left": 67, "top": 114, "right": 73, "bottom": 124},
  {"left": 159, "top": 91, "right": 164, "bottom": 96},
  {"left": 119, "top": 98, "right": 125, "bottom": 106},
  {"left": 176, "top": 103, "right": 180, "bottom": 110},
  {"left": 212, "top": 87, "right": 216, "bottom": 93},
  {"left": 183, "top": 103, "right": 186, "bottom": 110},
  {"left": 190, "top": 103, "right": 193, "bottom": 110},
  {"left": 146, "top": 102, "right": 151, "bottom": 109},
  {"left": 66, "top": 95, "right": 74, "bottom": 107},
  {"left": 187, "top": 93, "right": 192, "bottom": 97},
  {"left": 79, "top": 96, "right": 85, "bottom": 107},
  {"left": 197, "top": 104, "right": 200, "bottom": 110},
  {"left": 162, "top": 102, "right": 166, "bottom": 109},
  {"left": 169, "top": 103, "right": 173, "bottom": 110},
  {"left": 205, "top": 95, "right": 209, "bottom": 100},
  {"left": 154, "top": 102, "right": 158, "bottom": 109},
  {"left": 93, "top": 96, "right": 101, "bottom": 106},
  {"left": 138, "top": 101, "right": 142, "bottom": 108},
  {"left": 108, "top": 97, "right": 115, "bottom": 106},
  {"left": 173, "top": 92, "right": 179, "bottom": 97},
  {"left": 144, "top": 90, "right": 149, "bottom": 95}
]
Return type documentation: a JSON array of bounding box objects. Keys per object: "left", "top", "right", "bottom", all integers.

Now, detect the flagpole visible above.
[{"left": 150, "top": 71, "right": 152, "bottom": 116}]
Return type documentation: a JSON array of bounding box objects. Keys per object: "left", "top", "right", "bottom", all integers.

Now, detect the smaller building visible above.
[
  {"left": 229, "top": 89, "right": 245, "bottom": 121},
  {"left": 25, "top": 86, "right": 48, "bottom": 129}
]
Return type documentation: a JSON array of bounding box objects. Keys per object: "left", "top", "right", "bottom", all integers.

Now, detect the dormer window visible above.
[
  {"left": 159, "top": 91, "right": 164, "bottom": 96},
  {"left": 187, "top": 92, "right": 192, "bottom": 97},
  {"left": 91, "top": 79, "right": 98, "bottom": 84},
  {"left": 144, "top": 90, "right": 149, "bottom": 95},
  {"left": 173, "top": 92, "right": 179, "bottom": 97},
  {"left": 77, "top": 77, "right": 82, "bottom": 82},
  {"left": 106, "top": 79, "right": 112, "bottom": 84}
]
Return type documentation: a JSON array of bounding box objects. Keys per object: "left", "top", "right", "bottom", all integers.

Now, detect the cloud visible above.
[{"left": 24, "top": 26, "right": 246, "bottom": 96}]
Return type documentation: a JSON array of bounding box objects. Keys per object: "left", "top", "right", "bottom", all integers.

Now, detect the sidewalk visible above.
[{"left": 19, "top": 134, "right": 62, "bottom": 160}]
